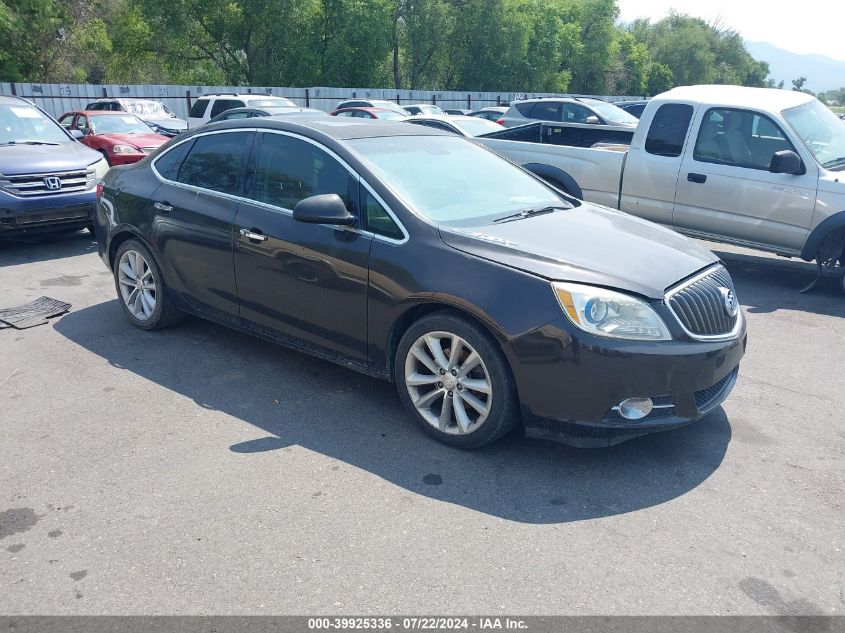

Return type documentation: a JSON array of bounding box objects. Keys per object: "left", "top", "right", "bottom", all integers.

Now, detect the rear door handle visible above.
[
  {"left": 153, "top": 201, "right": 173, "bottom": 212},
  {"left": 687, "top": 173, "right": 707, "bottom": 184},
  {"left": 240, "top": 228, "right": 268, "bottom": 242}
]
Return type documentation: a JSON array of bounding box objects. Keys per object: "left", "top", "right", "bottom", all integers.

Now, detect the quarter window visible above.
[
  {"left": 694, "top": 108, "right": 796, "bottom": 170},
  {"left": 175, "top": 132, "right": 252, "bottom": 195},
  {"left": 645, "top": 104, "right": 694, "bottom": 157},
  {"left": 250, "top": 133, "right": 357, "bottom": 211},
  {"left": 362, "top": 188, "right": 403, "bottom": 240},
  {"left": 189, "top": 100, "right": 209, "bottom": 118}
]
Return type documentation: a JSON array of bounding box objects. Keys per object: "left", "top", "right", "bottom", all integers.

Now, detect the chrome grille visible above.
[
  {"left": 666, "top": 265, "right": 739, "bottom": 338},
  {"left": 0, "top": 168, "right": 95, "bottom": 197}
]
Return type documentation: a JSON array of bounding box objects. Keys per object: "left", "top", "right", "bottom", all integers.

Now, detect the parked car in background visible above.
[
  {"left": 0, "top": 95, "right": 107, "bottom": 236},
  {"left": 500, "top": 97, "right": 639, "bottom": 128},
  {"left": 616, "top": 100, "right": 650, "bottom": 119},
  {"left": 330, "top": 107, "right": 406, "bottom": 120},
  {"left": 335, "top": 99, "right": 409, "bottom": 115},
  {"left": 95, "top": 116, "right": 744, "bottom": 449},
  {"left": 207, "top": 106, "right": 327, "bottom": 124},
  {"left": 468, "top": 106, "right": 507, "bottom": 122},
  {"left": 58, "top": 111, "right": 169, "bottom": 165},
  {"left": 85, "top": 98, "right": 187, "bottom": 137},
  {"left": 405, "top": 114, "right": 504, "bottom": 137},
  {"left": 403, "top": 104, "right": 447, "bottom": 116},
  {"left": 188, "top": 93, "right": 297, "bottom": 128},
  {"left": 444, "top": 108, "right": 471, "bottom": 115},
  {"left": 479, "top": 85, "right": 845, "bottom": 293}
]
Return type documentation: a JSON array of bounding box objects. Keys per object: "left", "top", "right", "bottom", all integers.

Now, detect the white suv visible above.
[{"left": 187, "top": 93, "right": 297, "bottom": 127}]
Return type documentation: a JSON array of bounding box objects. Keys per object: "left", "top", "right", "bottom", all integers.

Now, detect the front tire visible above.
[
  {"left": 394, "top": 312, "right": 520, "bottom": 448},
  {"left": 113, "top": 239, "right": 183, "bottom": 330}
]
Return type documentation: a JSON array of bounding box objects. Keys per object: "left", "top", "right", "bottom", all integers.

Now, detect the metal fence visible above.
[{"left": 0, "top": 82, "right": 642, "bottom": 119}]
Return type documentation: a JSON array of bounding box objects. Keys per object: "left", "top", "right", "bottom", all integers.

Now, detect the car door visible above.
[
  {"left": 233, "top": 131, "right": 372, "bottom": 365},
  {"left": 673, "top": 107, "right": 817, "bottom": 253},
  {"left": 151, "top": 130, "right": 255, "bottom": 320}
]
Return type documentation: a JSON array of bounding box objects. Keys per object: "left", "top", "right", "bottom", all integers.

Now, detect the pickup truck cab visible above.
[
  {"left": 0, "top": 95, "right": 108, "bottom": 236},
  {"left": 479, "top": 85, "right": 845, "bottom": 291}
]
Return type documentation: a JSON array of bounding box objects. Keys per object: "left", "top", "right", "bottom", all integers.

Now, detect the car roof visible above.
[
  {"left": 409, "top": 114, "right": 478, "bottom": 123},
  {"left": 655, "top": 85, "right": 815, "bottom": 111},
  {"left": 0, "top": 95, "right": 37, "bottom": 106},
  {"left": 194, "top": 115, "right": 450, "bottom": 141},
  {"left": 67, "top": 110, "right": 142, "bottom": 116},
  {"left": 333, "top": 107, "right": 395, "bottom": 113}
]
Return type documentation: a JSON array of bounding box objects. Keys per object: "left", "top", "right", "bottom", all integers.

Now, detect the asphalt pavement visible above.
[{"left": 0, "top": 231, "right": 842, "bottom": 615}]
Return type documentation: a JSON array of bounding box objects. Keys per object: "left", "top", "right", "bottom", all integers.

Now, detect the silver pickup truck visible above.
[{"left": 478, "top": 85, "right": 845, "bottom": 292}]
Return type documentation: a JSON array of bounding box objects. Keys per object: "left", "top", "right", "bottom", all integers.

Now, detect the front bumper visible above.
[
  {"left": 0, "top": 191, "right": 96, "bottom": 235},
  {"left": 503, "top": 316, "right": 747, "bottom": 447}
]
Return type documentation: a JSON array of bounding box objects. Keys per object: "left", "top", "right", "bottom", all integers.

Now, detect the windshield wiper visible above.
[
  {"left": 822, "top": 157, "right": 845, "bottom": 170},
  {"left": 3, "top": 140, "right": 61, "bottom": 146},
  {"left": 492, "top": 204, "right": 571, "bottom": 224}
]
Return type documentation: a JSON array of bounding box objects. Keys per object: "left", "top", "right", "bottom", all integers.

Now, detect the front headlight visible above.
[
  {"left": 112, "top": 144, "right": 139, "bottom": 155},
  {"left": 86, "top": 158, "right": 109, "bottom": 189},
  {"left": 552, "top": 282, "right": 672, "bottom": 341}
]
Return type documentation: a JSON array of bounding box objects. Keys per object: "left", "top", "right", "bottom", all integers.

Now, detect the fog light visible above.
[{"left": 618, "top": 397, "right": 653, "bottom": 420}]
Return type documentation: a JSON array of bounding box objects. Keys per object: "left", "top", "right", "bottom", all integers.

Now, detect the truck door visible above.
[
  {"left": 620, "top": 103, "right": 695, "bottom": 226},
  {"left": 673, "top": 107, "right": 817, "bottom": 254}
]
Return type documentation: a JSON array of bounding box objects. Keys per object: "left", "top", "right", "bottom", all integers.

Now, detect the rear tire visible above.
[
  {"left": 394, "top": 312, "right": 520, "bottom": 448},
  {"left": 113, "top": 239, "right": 183, "bottom": 330}
]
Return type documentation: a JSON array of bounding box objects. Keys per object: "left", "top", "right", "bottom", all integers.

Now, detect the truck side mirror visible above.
[{"left": 770, "top": 150, "right": 804, "bottom": 175}]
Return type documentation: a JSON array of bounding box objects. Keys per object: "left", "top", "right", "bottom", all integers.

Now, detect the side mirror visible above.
[
  {"left": 770, "top": 150, "right": 804, "bottom": 175},
  {"left": 293, "top": 194, "right": 355, "bottom": 225},
  {"left": 70, "top": 129, "right": 84, "bottom": 140},
  {"left": 584, "top": 115, "right": 600, "bottom": 125}
]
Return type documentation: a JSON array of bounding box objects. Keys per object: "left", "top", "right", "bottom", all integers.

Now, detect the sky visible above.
[{"left": 616, "top": 0, "right": 845, "bottom": 61}]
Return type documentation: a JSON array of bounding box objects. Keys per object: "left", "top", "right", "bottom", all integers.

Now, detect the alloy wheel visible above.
[
  {"left": 404, "top": 331, "right": 493, "bottom": 435},
  {"left": 117, "top": 249, "right": 157, "bottom": 321}
]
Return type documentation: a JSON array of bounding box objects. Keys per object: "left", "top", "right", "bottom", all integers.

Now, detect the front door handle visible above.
[
  {"left": 153, "top": 201, "right": 173, "bottom": 212},
  {"left": 687, "top": 173, "right": 707, "bottom": 184},
  {"left": 240, "top": 228, "right": 268, "bottom": 242}
]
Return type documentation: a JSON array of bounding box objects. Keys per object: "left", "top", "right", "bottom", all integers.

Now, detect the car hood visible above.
[
  {"left": 0, "top": 141, "right": 102, "bottom": 176},
  {"left": 143, "top": 117, "right": 188, "bottom": 130},
  {"left": 438, "top": 204, "right": 718, "bottom": 299},
  {"left": 101, "top": 133, "right": 169, "bottom": 147}
]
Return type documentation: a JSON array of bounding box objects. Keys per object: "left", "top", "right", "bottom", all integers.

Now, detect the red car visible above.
[
  {"left": 329, "top": 107, "right": 407, "bottom": 120},
  {"left": 58, "top": 111, "right": 170, "bottom": 165}
]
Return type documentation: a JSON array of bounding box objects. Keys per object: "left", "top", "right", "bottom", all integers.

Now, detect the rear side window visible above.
[
  {"left": 645, "top": 104, "right": 694, "bottom": 157},
  {"left": 175, "top": 132, "right": 252, "bottom": 195},
  {"left": 189, "top": 100, "right": 209, "bottom": 118},
  {"left": 529, "top": 102, "right": 561, "bottom": 121}
]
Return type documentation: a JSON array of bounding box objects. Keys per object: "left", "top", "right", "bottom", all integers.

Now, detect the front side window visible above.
[
  {"left": 561, "top": 103, "right": 593, "bottom": 123},
  {"left": 90, "top": 115, "right": 153, "bottom": 135},
  {"left": 645, "top": 103, "right": 694, "bottom": 157},
  {"left": 153, "top": 141, "right": 191, "bottom": 179},
  {"left": 175, "top": 132, "right": 252, "bottom": 195},
  {"left": 251, "top": 133, "right": 356, "bottom": 211},
  {"left": 349, "top": 135, "right": 564, "bottom": 227},
  {"left": 77, "top": 115, "right": 89, "bottom": 134},
  {"left": 58, "top": 113, "right": 74, "bottom": 129},
  {"left": 0, "top": 104, "right": 73, "bottom": 145},
  {"left": 694, "top": 108, "right": 795, "bottom": 170}
]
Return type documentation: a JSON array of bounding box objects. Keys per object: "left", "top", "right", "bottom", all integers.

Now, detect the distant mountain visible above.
[{"left": 746, "top": 41, "right": 845, "bottom": 93}]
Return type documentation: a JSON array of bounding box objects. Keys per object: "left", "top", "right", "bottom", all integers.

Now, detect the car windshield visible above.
[
  {"left": 0, "top": 103, "right": 71, "bottom": 145},
  {"left": 250, "top": 98, "right": 295, "bottom": 107},
  {"left": 91, "top": 115, "right": 154, "bottom": 135},
  {"left": 452, "top": 118, "right": 503, "bottom": 137},
  {"left": 585, "top": 101, "right": 639, "bottom": 125},
  {"left": 349, "top": 135, "right": 563, "bottom": 226},
  {"left": 371, "top": 101, "right": 409, "bottom": 115},
  {"left": 782, "top": 99, "right": 845, "bottom": 169},
  {"left": 124, "top": 101, "right": 172, "bottom": 118}
]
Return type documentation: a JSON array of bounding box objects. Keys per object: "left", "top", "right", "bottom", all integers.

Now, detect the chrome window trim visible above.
[
  {"left": 149, "top": 127, "right": 409, "bottom": 245},
  {"left": 664, "top": 264, "right": 744, "bottom": 341}
]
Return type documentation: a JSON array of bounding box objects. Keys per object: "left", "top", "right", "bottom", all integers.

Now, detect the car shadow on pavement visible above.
[
  {"left": 0, "top": 230, "right": 97, "bottom": 265},
  {"left": 717, "top": 251, "right": 845, "bottom": 318},
  {"left": 55, "top": 300, "right": 732, "bottom": 525}
]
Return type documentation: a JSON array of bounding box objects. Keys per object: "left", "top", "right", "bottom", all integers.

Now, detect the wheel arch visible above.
[
  {"left": 108, "top": 228, "right": 160, "bottom": 272},
  {"left": 385, "top": 301, "right": 508, "bottom": 383},
  {"left": 800, "top": 211, "right": 845, "bottom": 261},
  {"left": 521, "top": 163, "right": 583, "bottom": 199}
]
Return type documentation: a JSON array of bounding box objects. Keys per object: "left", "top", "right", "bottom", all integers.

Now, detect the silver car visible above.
[{"left": 500, "top": 97, "right": 639, "bottom": 128}]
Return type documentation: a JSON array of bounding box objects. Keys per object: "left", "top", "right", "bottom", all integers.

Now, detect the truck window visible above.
[
  {"left": 645, "top": 104, "right": 693, "bottom": 157},
  {"left": 694, "top": 108, "right": 796, "bottom": 170},
  {"left": 189, "top": 100, "right": 209, "bottom": 118}
]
